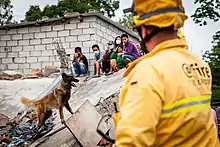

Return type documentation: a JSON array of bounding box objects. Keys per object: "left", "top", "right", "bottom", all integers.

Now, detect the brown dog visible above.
[{"left": 20, "top": 73, "right": 79, "bottom": 126}]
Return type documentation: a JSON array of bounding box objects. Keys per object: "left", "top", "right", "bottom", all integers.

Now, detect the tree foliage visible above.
[
  {"left": 25, "top": 5, "right": 42, "bottom": 21},
  {"left": 192, "top": 0, "right": 220, "bottom": 102},
  {"left": 192, "top": 0, "right": 220, "bottom": 26},
  {"left": 0, "top": 0, "right": 13, "bottom": 26},
  {"left": 24, "top": 0, "right": 119, "bottom": 21},
  {"left": 119, "top": 14, "right": 133, "bottom": 30}
]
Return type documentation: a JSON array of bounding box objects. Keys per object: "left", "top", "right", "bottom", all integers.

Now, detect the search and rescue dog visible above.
[{"left": 20, "top": 73, "right": 79, "bottom": 126}]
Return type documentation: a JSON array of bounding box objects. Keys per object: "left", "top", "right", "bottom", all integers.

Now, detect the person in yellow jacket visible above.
[{"left": 116, "top": 0, "right": 220, "bottom": 146}]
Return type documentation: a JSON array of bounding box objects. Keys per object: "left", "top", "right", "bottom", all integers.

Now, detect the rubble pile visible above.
[
  {"left": 0, "top": 110, "right": 56, "bottom": 147},
  {"left": 0, "top": 66, "right": 59, "bottom": 81}
]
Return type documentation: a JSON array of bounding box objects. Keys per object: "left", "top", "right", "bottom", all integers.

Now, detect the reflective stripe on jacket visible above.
[{"left": 116, "top": 39, "right": 220, "bottom": 147}]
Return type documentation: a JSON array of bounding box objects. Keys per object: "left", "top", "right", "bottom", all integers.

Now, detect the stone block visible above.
[
  {"left": 101, "top": 26, "right": 107, "bottom": 32},
  {"left": 70, "top": 42, "right": 83, "bottom": 48},
  {"left": 8, "top": 64, "right": 18, "bottom": 70},
  {"left": 42, "top": 38, "right": 53, "bottom": 44},
  {"left": 38, "top": 56, "right": 50, "bottom": 62},
  {"left": 66, "top": 36, "right": 77, "bottom": 42},
  {"left": 0, "top": 64, "right": 6, "bottom": 70},
  {"left": 30, "top": 63, "right": 41, "bottom": 69},
  {"left": 49, "top": 56, "right": 56, "bottom": 62},
  {"left": 95, "top": 35, "right": 101, "bottom": 42},
  {"left": 0, "top": 41, "right": 7, "bottom": 47},
  {"left": 7, "top": 29, "right": 17, "bottom": 34},
  {"left": 19, "top": 51, "right": 30, "bottom": 57},
  {"left": 53, "top": 25, "right": 64, "bottom": 31},
  {"left": 23, "top": 46, "right": 34, "bottom": 51},
  {"left": 62, "top": 43, "right": 70, "bottom": 49},
  {"left": 12, "top": 34, "right": 22, "bottom": 40},
  {"left": 46, "top": 44, "right": 55, "bottom": 50},
  {"left": 82, "top": 47, "right": 90, "bottom": 53},
  {"left": 18, "top": 28, "right": 28, "bottom": 34},
  {"left": 53, "top": 62, "right": 60, "bottom": 67},
  {"left": 82, "top": 41, "right": 95, "bottom": 48},
  {"left": 77, "top": 35, "right": 90, "bottom": 41},
  {"left": 30, "top": 50, "right": 42, "bottom": 56},
  {"left": 46, "top": 31, "right": 58, "bottom": 37},
  {"left": 70, "top": 18, "right": 80, "bottom": 24},
  {"left": 107, "top": 29, "right": 112, "bottom": 36},
  {"left": 42, "top": 61, "right": 53, "bottom": 67},
  {"left": 84, "top": 16, "right": 96, "bottom": 22},
  {"left": 15, "top": 57, "right": 26, "bottom": 63},
  {"left": 89, "top": 22, "right": 95, "bottom": 28},
  {"left": 95, "top": 24, "right": 101, "bottom": 30},
  {"left": 65, "top": 24, "right": 76, "bottom": 30},
  {"left": 2, "top": 58, "right": 12, "bottom": 63},
  {"left": 53, "top": 37, "right": 65, "bottom": 42},
  {"left": 30, "top": 39, "right": 41, "bottom": 45},
  {"left": 19, "top": 40, "right": 30, "bottom": 46},
  {"left": 8, "top": 52, "right": 18, "bottom": 57},
  {"left": 35, "top": 32, "right": 46, "bottom": 38},
  {"left": 42, "top": 50, "right": 53, "bottom": 56},
  {"left": 41, "top": 26, "right": 52, "bottom": 32},
  {"left": 7, "top": 41, "right": 18, "bottom": 46},
  {"left": 29, "top": 27, "right": 40, "bottom": 33},
  {"left": 35, "top": 45, "right": 46, "bottom": 51},
  {"left": 27, "top": 57, "right": 37, "bottom": 63},
  {"left": 58, "top": 30, "right": 69, "bottom": 37},
  {"left": 0, "top": 30, "right": 6, "bottom": 35},
  {"left": 65, "top": 49, "right": 73, "bottom": 55},
  {"left": 83, "top": 28, "right": 95, "bottom": 35},
  {"left": 97, "top": 30, "right": 103, "bottom": 37},
  {"left": 23, "top": 69, "right": 32, "bottom": 74},
  {"left": 111, "top": 32, "right": 117, "bottom": 38},
  {"left": 70, "top": 29, "right": 82, "bottom": 35},
  {"left": 18, "top": 64, "right": 29, "bottom": 69},
  {"left": 1, "top": 35, "right": 11, "bottom": 40},
  {"left": 23, "top": 33, "right": 34, "bottom": 39},
  {"left": 104, "top": 33, "right": 108, "bottom": 40},
  {"left": 77, "top": 22, "right": 89, "bottom": 28},
  {"left": 53, "top": 50, "right": 58, "bottom": 56},
  {"left": 0, "top": 52, "right": 6, "bottom": 58}
]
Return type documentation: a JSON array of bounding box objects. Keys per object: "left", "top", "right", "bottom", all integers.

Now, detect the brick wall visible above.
[{"left": 0, "top": 14, "right": 139, "bottom": 74}]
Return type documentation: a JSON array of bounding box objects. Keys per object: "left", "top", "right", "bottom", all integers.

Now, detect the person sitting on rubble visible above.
[
  {"left": 113, "top": 44, "right": 125, "bottom": 72},
  {"left": 109, "top": 36, "right": 122, "bottom": 73},
  {"left": 92, "top": 44, "right": 103, "bottom": 77},
  {"left": 72, "top": 47, "right": 88, "bottom": 77},
  {"left": 136, "top": 43, "right": 145, "bottom": 56},
  {"left": 121, "top": 34, "right": 141, "bottom": 66}
]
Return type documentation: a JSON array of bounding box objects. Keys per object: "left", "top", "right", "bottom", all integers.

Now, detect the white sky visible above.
[{"left": 11, "top": 0, "right": 220, "bottom": 57}]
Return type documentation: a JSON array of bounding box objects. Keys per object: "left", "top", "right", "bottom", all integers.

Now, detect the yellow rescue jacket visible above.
[{"left": 116, "top": 39, "right": 219, "bottom": 146}]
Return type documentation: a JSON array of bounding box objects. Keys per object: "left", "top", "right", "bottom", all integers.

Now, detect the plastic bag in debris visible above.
[{"left": 6, "top": 112, "right": 56, "bottom": 141}]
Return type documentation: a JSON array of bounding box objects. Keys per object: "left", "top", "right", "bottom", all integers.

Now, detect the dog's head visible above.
[{"left": 61, "top": 73, "right": 79, "bottom": 87}]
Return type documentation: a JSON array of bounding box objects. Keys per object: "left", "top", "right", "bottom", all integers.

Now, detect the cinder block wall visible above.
[{"left": 0, "top": 15, "right": 139, "bottom": 74}]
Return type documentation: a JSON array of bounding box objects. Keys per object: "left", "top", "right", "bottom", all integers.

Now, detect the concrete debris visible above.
[{"left": 42, "top": 66, "right": 59, "bottom": 77}]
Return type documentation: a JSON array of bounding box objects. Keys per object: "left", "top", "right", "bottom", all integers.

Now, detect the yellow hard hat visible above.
[{"left": 126, "top": 0, "right": 188, "bottom": 31}]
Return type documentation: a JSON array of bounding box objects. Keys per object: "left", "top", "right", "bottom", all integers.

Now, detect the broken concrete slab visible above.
[
  {"left": 66, "top": 100, "right": 109, "bottom": 147},
  {"left": 0, "top": 114, "right": 9, "bottom": 128}
]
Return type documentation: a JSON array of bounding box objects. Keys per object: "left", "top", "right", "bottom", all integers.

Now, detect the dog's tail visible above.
[{"left": 20, "top": 96, "right": 38, "bottom": 108}]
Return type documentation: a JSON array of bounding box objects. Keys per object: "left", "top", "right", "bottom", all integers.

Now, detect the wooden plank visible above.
[{"left": 66, "top": 100, "right": 109, "bottom": 147}]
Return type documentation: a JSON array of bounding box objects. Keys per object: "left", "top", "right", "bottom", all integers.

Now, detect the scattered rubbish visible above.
[
  {"left": 0, "top": 72, "right": 22, "bottom": 80},
  {"left": 0, "top": 110, "right": 56, "bottom": 147}
]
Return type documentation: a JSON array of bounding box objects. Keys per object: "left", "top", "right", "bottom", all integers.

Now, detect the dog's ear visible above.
[
  {"left": 73, "top": 78, "right": 79, "bottom": 82},
  {"left": 61, "top": 73, "right": 68, "bottom": 80}
]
